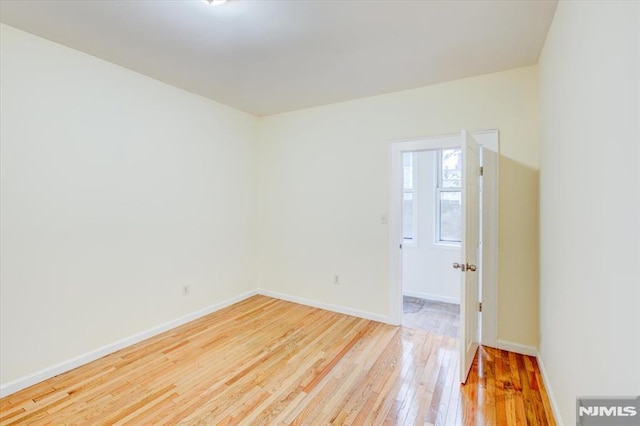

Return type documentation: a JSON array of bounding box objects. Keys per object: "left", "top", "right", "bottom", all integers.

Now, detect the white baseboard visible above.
[
  {"left": 496, "top": 339, "right": 538, "bottom": 357},
  {"left": 257, "top": 289, "right": 389, "bottom": 324},
  {"left": 0, "top": 290, "right": 259, "bottom": 398},
  {"left": 402, "top": 290, "right": 460, "bottom": 305},
  {"left": 535, "top": 351, "right": 564, "bottom": 426}
]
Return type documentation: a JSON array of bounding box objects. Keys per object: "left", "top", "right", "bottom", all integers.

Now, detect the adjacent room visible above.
[
  {"left": 401, "top": 148, "right": 463, "bottom": 337},
  {"left": 1, "top": 1, "right": 638, "bottom": 425}
]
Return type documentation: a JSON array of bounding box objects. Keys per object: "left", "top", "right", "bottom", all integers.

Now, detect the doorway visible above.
[
  {"left": 401, "top": 149, "right": 462, "bottom": 339},
  {"left": 388, "top": 130, "right": 499, "bottom": 383}
]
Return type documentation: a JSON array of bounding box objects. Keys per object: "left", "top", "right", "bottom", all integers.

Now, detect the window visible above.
[
  {"left": 402, "top": 152, "right": 417, "bottom": 244},
  {"left": 436, "top": 149, "right": 462, "bottom": 244}
]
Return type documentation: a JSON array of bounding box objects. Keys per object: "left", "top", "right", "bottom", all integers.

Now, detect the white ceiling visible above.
[{"left": 0, "top": 0, "right": 557, "bottom": 116}]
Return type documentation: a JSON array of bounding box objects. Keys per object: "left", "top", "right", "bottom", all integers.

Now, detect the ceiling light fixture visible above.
[{"left": 203, "top": 0, "right": 227, "bottom": 5}]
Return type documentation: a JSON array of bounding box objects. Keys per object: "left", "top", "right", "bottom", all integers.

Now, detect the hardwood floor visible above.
[
  {"left": 0, "top": 295, "right": 555, "bottom": 425},
  {"left": 402, "top": 296, "right": 460, "bottom": 338}
]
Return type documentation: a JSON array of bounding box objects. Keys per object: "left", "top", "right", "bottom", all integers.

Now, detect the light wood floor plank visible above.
[{"left": 0, "top": 295, "right": 555, "bottom": 425}]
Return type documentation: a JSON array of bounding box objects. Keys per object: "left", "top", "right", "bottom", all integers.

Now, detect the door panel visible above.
[{"left": 460, "top": 130, "right": 480, "bottom": 383}]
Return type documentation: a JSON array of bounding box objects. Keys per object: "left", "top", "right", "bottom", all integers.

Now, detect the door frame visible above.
[{"left": 388, "top": 130, "right": 499, "bottom": 348}]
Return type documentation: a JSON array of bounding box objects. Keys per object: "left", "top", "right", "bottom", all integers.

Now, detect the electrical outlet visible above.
[
  {"left": 182, "top": 285, "right": 190, "bottom": 296},
  {"left": 333, "top": 275, "right": 340, "bottom": 285}
]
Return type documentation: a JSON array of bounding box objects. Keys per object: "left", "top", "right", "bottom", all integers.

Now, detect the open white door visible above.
[{"left": 458, "top": 130, "right": 480, "bottom": 384}]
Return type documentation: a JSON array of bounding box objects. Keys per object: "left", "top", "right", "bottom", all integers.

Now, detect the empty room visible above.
[{"left": 0, "top": 0, "right": 638, "bottom": 425}]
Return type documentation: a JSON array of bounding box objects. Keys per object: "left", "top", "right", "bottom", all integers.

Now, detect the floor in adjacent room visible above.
[
  {"left": 403, "top": 295, "right": 460, "bottom": 338},
  {"left": 0, "top": 295, "right": 555, "bottom": 425}
]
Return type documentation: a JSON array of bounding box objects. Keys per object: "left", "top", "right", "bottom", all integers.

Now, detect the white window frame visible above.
[
  {"left": 402, "top": 152, "right": 418, "bottom": 246},
  {"left": 435, "top": 149, "right": 462, "bottom": 247}
]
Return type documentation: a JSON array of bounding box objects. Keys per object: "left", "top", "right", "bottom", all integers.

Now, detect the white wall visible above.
[
  {"left": 538, "top": 1, "right": 640, "bottom": 424},
  {"left": 257, "top": 65, "right": 540, "bottom": 347},
  {"left": 402, "top": 151, "right": 460, "bottom": 304},
  {"left": 0, "top": 24, "right": 259, "bottom": 385}
]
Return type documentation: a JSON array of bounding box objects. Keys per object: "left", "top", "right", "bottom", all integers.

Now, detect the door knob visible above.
[
  {"left": 454, "top": 262, "right": 476, "bottom": 272},
  {"left": 453, "top": 262, "right": 466, "bottom": 271}
]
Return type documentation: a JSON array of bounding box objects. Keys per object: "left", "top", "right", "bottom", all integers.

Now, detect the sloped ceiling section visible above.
[{"left": 0, "top": 0, "right": 557, "bottom": 116}]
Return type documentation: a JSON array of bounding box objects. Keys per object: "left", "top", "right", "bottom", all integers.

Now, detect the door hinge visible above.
[
  {"left": 478, "top": 302, "right": 482, "bottom": 312},
  {"left": 480, "top": 166, "right": 484, "bottom": 176}
]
